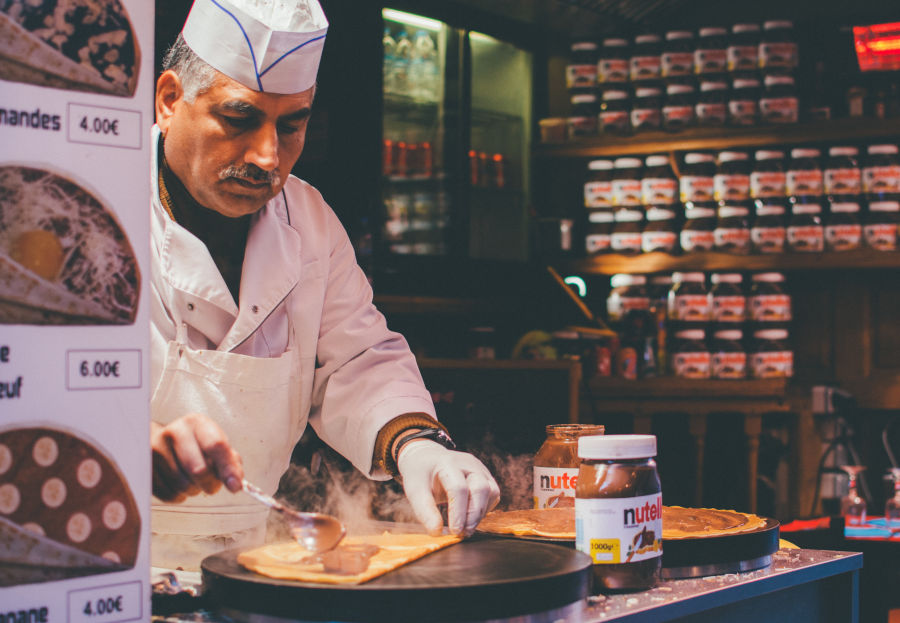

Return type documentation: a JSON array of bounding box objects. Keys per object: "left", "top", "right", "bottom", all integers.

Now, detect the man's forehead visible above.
[{"left": 203, "top": 71, "right": 314, "bottom": 114}]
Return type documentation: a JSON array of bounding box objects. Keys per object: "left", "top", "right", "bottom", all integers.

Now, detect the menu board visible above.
[{"left": 0, "top": 0, "right": 152, "bottom": 619}]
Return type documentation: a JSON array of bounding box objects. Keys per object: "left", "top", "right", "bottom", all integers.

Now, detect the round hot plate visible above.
[{"left": 201, "top": 537, "right": 591, "bottom": 623}]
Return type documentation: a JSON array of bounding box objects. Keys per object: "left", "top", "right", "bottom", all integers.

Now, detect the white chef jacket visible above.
[{"left": 149, "top": 125, "right": 436, "bottom": 477}]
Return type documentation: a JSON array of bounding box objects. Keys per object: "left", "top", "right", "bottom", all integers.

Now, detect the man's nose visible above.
[{"left": 245, "top": 124, "right": 279, "bottom": 171}]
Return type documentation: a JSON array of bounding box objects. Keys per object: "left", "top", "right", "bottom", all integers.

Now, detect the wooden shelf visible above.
[
  {"left": 563, "top": 248, "right": 900, "bottom": 275},
  {"left": 417, "top": 357, "right": 577, "bottom": 371},
  {"left": 583, "top": 376, "right": 787, "bottom": 400},
  {"left": 533, "top": 117, "right": 900, "bottom": 159}
]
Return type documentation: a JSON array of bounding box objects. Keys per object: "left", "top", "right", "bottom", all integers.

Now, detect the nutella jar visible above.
[
  {"left": 600, "top": 89, "right": 632, "bottom": 135},
  {"left": 787, "top": 196, "right": 825, "bottom": 252},
  {"left": 728, "top": 23, "right": 760, "bottom": 73},
  {"left": 663, "top": 83, "right": 696, "bottom": 131},
  {"left": 642, "top": 155, "right": 678, "bottom": 206},
  {"left": 712, "top": 329, "right": 747, "bottom": 379},
  {"left": 642, "top": 208, "right": 679, "bottom": 253},
  {"left": 760, "top": 75, "right": 799, "bottom": 124},
  {"left": 567, "top": 41, "right": 600, "bottom": 90},
  {"left": 864, "top": 199, "right": 900, "bottom": 251},
  {"left": 751, "top": 329, "right": 794, "bottom": 378},
  {"left": 715, "top": 204, "right": 752, "bottom": 254},
  {"left": 715, "top": 151, "right": 752, "bottom": 202},
  {"left": 586, "top": 210, "right": 615, "bottom": 255},
  {"left": 824, "top": 147, "right": 862, "bottom": 197},
  {"left": 862, "top": 144, "right": 900, "bottom": 196},
  {"left": 728, "top": 78, "right": 760, "bottom": 126},
  {"left": 668, "top": 271, "right": 710, "bottom": 326},
  {"left": 662, "top": 30, "right": 695, "bottom": 77},
  {"left": 631, "top": 87, "right": 663, "bottom": 132},
  {"left": 710, "top": 273, "right": 747, "bottom": 323},
  {"left": 630, "top": 34, "right": 662, "bottom": 82},
  {"left": 607, "top": 274, "right": 650, "bottom": 325},
  {"left": 680, "top": 152, "right": 716, "bottom": 203},
  {"left": 599, "top": 38, "right": 631, "bottom": 83},
  {"left": 671, "top": 329, "right": 712, "bottom": 378},
  {"left": 751, "top": 202, "right": 787, "bottom": 254},
  {"left": 575, "top": 435, "right": 662, "bottom": 592},
  {"left": 568, "top": 93, "right": 599, "bottom": 139},
  {"left": 585, "top": 159, "right": 615, "bottom": 209},
  {"left": 680, "top": 204, "right": 717, "bottom": 252},
  {"left": 787, "top": 148, "right": 824, "bottom": 198},
  {"left": 749, "top": 272, "right": 791, "bottom": 324},
  {"left": 534, "top": 424, "right": 605, "bottom": 509},
  {"left": 696, "top": 81, "right": 728, "bottom": 127},
  {"left": 612, "top": 209, "right": 645, "bottom": 254},
  {"left": 694, "top": 27, "right": 728, "bottom": 75},
  {"left": 751, "top": 150, "right": 787, "bottom": 199},
  {"left": 759, "top": 20, "right": 799, "bottom": 73},
  {"left": 825, "top": 198, "right": 863, "bottom": 252},
  {"left": 613, "top": 157, "right": 644, "bottom": 207}
]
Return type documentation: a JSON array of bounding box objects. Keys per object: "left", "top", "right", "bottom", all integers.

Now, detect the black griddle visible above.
[{"left": 202, "top": 536, "right": 591, "bottom": 623}]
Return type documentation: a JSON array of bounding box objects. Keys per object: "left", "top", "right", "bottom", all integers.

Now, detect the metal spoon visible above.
[{"left": 242, "top": 479, "right": 346, "bottom": 553}]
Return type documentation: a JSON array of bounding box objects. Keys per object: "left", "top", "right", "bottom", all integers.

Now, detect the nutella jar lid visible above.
[
  {"left": 754, "top": 328, "right": 789, "bottom": 340},
  {"left": 645, "top": 154, "right": 670, "bottom": 167},
  {"left": 791, "top": 148, "right": 821, "bottom": 159},
  {"left": 755, "top": 149, "right": 785, "bottom": 160},
  {"left": 675, "top": 329, "right": 706, "bottom": 340},
  {"left": 714, "top": 329, "right": 743, "bottom": 340},
  {"left": 698, "top": 26, "right": 727, "bottom": 37},
  {"left": 732, "top": 23, "right": 760, "bottom": 33},
  {"left": 615, "top": 157, "right": 644, "bottom": 169},
  {"left": 635, "top": 87, "right": 663, "bottom": 97},
  {"left": 830, "top": 201, "right": 861, "bottom": 213},
  {"left": 571, "top": 41, "right": 599, "bottom": 51},
  {"left": 571, "top": 93, "right": 598, "bottom": 104},
  {"left": 765, "top": 75, "right": 795, "bottom": 87},
  {"left": 718, "top": 151, "right": 749, "bottom": 162},
  {"left": 588, "top": 159, "right": 614, "bottom": 170},
  {"left": 603, "top": 89, "right": 630, "bottom": 100},
  {"left": 673, "top": 271, "right": 705, "bottom": 283},
  {"left": 635, "top": 33, "right": 662, "bottom": 44},
  {"left": 869, "top": 201, "right": 900, "bottom": 212},
  {"left": 700, "top": 81, "right": 728, "bottom": 92},
  {"left": 578, "top": 434, "right": 657, "bottom": 460},
  {"left": 685, "top": 152, "right": 715, "bottom": 164},
  {"left": 667, "top": 83, "right": 695, "bottom": 95},
  {"left": 733, "top": 78, "right": 761, "bottom": 89},
  {"left": 763, "top": 20, "right": 794, "bottom": 30},
  {"left": 650, "top": 274, "right": 673, "bottom": 286},
  {"left": 666, "top": 30, "right": 694, "bottom": 40},
  {"left": 615, "top": 209, "right": 644, "bottom": 222},
  {"left": 829, "top": 146, "right": 859, "bottom": 157},
  {"left": 646, "top": 207, "right": 677, "bottom": 221},
  {"left": 752, "top": 272, "right": 786, "bottom": 282},
  {"left": 603, "top": 37, "right": 629, "bottom": 47},
  {"left": 610, "top": 273, "right": 647, "bottom": 287},
  {"left": 711, "top": 272, "right": 743, "bottom": 284},
  {"left": 867, "top": 144, "right": 899, "bottom": 155}
]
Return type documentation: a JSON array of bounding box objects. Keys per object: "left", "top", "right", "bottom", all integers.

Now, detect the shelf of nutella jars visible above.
[
  {"left": 599, "top": 271, "right": 794, "bottom": 381},
  {"left": 579, "top": 144, "right": 900, "bottom": 260}
]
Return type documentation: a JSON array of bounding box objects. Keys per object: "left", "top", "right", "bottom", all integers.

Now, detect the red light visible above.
[{"left": 854, "top": 22, "right": 900, "bottom": 71}]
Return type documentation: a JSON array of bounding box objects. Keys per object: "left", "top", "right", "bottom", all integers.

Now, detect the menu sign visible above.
[{"left": 0, "top": 0, "right": 152, "bottom": 619}]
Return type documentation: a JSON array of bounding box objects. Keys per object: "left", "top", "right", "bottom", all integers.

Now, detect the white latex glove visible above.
[{"left": 397, "top": 440, "right": 500, "bottom": 537}]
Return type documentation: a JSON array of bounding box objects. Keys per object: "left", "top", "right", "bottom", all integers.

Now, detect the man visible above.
[{"left": 149, "top": 0, "right": 499, "bottom": 570}]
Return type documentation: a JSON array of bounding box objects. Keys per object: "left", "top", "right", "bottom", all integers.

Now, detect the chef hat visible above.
[{"left": 182, "top": 0, "right": 328, "bottom": 94}]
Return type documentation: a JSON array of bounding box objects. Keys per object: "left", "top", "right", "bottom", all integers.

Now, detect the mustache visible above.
[{"left": 219, "top": 164, "right": 281, "bottom": 186}]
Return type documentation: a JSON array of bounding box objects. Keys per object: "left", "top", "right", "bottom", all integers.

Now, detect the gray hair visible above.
[{"left": 161, "top": 34, "right": 219, "bottom": 102}]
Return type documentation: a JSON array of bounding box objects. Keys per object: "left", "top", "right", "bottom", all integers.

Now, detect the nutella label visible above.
[
  {"left": 670, "top": 295, "right": 711, "bottom": 322},
  {"left": 673, "top": 351, "right": 712, "bottom": 378},
  {"left": 575, "top": 494, "right": 663, "bottom": 564},
  {"left": 662, "top": 52, "right": 693, "bottom": 76},
  {"left": 680, "top": 228, "right": 715, "bottom": 251},
  {"left": 825, "top": 224, "right": 862, "bottom": 251},
  {"left": 613, "top": 179, "right": 643, "bottom": 207},
  {"left": 534, "top": 467, "right": 578, "bottom": 509},
  {"left": 642, "top": 177, "right": 678, "bottom": 205},
  {"left": 696, "top": 102, "right": 727, "bottom": 125},
  {"left": 727, "top": 45, "right": 758, "bottom": 71},
  {"left": 728, "top": 99, "right": 757, "bottom": 125},
  {"left": 824, "top": 168, "right": 862, "bottom": 195},
  {"left": 566, "top": 64, "right": 598, "bottom": 89},
  {"left": 585, "top": 181, "right": 615, "bottom": 208},
  {"left": 751, "top": 171, "right": 787, "bottom": 198},
  {"left": 715, "top": 226, "right": 751, "bottom": 253},
  {"left": 600, "top": 110, "right": 630, "bottom": 132},
  {"left": 864, "top": 223, "right": 898, "bottom": 251},
  {"left": 663, "top": 105, "right": 694, "bottom": 126},
  {"left": 694, "top": 48, "right": 727, "bottom": 73},
  {"left": 751, "top": 225, "right": 787, "bottom": 253},
  {"left": 568, "top": 116, "right": 596, "bottom": 138},
  {"left": 863, "top": 165, "right": 900, "bottom": 194},
  {"left": 608, "top": 295, "right": 650, "bottom": 322},
  {"left": 586, "top": 233, "right": 612, "bottom": 254},
  {"left": 611, "top": 231, "right": 643, "bottom": 253},
  {"left": 680, "top": 175, "right": 715, "bottom": 203},
  {"left": 713, "top": 295, "right": 747, "bottom": 322},
  {"left": 714, "top": 173, "right": 751, "bottom": 201},
  {"left": 631, "top": 107, "right": 661, "bottom": 130},
  {"left": 642, "top": 230, "right": 677, "bottom": 253},
  {"left": 750, "top": 294, "right": 792, "bottom": 322},
  {"left": 712, "top": 351, "right": 747, "bottom": 379},
  {"left": 759, "top": 97, "right": 799, "bottom": 124},
  {"left": 599, "top": 59, "right": 629, "bottom": 83},
  {"left": 751, "top": 351, "right": 794, "bottom": 378},
  {"left": 787, "top": 169, "right": 824, "bottom": 196},
  {"left": 759, "top": 42, "right": 798, "bottom": 68},
  {"left": 787, "top": 224, "right": 825, "bottom": 252},
  {"left": 630, "top": 56, "right": 661, "bottom": 81}
]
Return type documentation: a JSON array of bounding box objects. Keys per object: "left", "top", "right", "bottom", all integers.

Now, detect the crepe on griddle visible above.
[
  {"left": 476, "top": 506, "right": 767, "bottom": 540},
  {"left": 238, "top": 532, "right": 462, "bottom": 585}
]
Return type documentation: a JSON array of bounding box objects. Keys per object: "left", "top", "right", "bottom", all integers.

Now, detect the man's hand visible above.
[
  {"left": 397, "top": 440, "right": 500, "bottom": 537},
  {"left": 151, "top": 413, "right": 244, "bottom": 503}
]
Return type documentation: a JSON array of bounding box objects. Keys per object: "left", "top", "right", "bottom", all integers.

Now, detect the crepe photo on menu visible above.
[
  {"left": 0, "top": 164, "right": 140, "bottom": 325},
  {"left": 0, "top": 0, "right": 140, "bottom": 97}
]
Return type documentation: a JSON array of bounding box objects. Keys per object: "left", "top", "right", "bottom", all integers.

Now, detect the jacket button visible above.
[
  {"left": 187, "top": 303, "right": 194, "bottom": 311},
  {"left": 251, "top": 305, "right": 260, "bottom": 313}
]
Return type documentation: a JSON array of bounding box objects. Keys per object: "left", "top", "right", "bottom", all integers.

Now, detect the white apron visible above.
[{"left": 150, "top": 323, "right": 302, "bottom": 570}]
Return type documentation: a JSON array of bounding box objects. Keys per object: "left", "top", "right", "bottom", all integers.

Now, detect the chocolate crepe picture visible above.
[
  {"left": 0, "top": 0, "right": 140, "bottom": 97},
  {"left": 0, "top": 164, "right": 140, "bottom": 325}
]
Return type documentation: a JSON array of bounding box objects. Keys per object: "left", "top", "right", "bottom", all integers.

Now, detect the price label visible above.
[
  {"left": 66, "top": 349, "right": 141, "bottom": 391},
  {"left": 67, "top": 103, "right": 142, "bottom": 149},
  {"left": 68, "top": 581, "right": 142, "bottom": 623}
]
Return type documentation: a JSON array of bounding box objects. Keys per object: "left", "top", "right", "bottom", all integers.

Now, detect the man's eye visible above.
[
  {"left": 223, "top": 116, "right": 253, "bottom": 129},
  {"left": 278, "top": 123, "right": 303, "bottom": 135}
]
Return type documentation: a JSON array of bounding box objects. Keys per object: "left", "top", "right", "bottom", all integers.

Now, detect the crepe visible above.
[
  {"left": 0, "top": 165, "right": 140, "bottom": 325},
  {"left": 476, "top": 506, "right": 767, "bottom": 540},
  {"left": 238, "top": 532, "right": 462, "bottom": 585},
  {"left": 0, "top": 0, "right": 140, "bottom": 97}
]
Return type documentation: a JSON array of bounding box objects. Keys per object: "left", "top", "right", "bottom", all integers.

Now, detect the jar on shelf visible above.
[
  {"left": 787, "top": 195, "right": 825, "bottom": 252},
  {"left": 694, "top": 27, "right": 728, "bottom": 75},
  {"left": 696, "top": 81, "right": 728, "bottom": 127},
  {"left": 586, "top": 210, "right": 614, "bottom": 255},
  {"left": 711, "top": 329, "right": 747, "bottom": 379},
  {"left": 751, "top": 150, "right": 787, "bottom": 200},
  {"left": 667, "top": 272, "right": 710, "bottom": 328},
  {"left": 534, "top": 423, "right": 606, "bottom": 509},
  {"left": 825, "top": 198, "right": 863, "bottom": 252},
  {"left": 680, "top": 152, "right": 716, "bottom": 204},
  {"left": 671, "top": 329, "right": 712, "bottom": 379},
  {"left": 613, "top": 157, "right": 644, "bottom": 208},
  {"left": 710, "top": 273, "right": 747, "bottom": 324},
  {"left": 751, "top": 201, "right": 787, "bottom": 254},
  {"left": 630, "top": 34, "right": 662, "bottom": 82},
  {"left": 715, "top": 151, "right": 752, "bottom": 202},
  {"left": 824, "top": 147, "right": 862, "bottom": 198},
  {"left": 715, "top": 203, "right": 752, "bottom": 254},
  {"left": 749, "top": 272, "right": 791, "bottom": 325},
  {"left": 631, "top": 87, "right": 663, "bottom": 132},
  {"left": 862, "top": 144, "right": 900, "bottom": 196},
  {"left": 568, "top": 93, "right": 599, "bottom": 139},
  {"left": 611, "top": 208, "right": 644, "bottom": 254},
  {"left": 566, "top": 41, "right": 600, "bottom": 90},
  {"left": 642, "top": 207, "right": 679, "bottom": 253},
  {"left": 759, "top": 75, "right": 799, "bottom": 124},
  {"left": 759, "top": 20, "right": 799, "bottom": 73},
  {"left": 663, "top": 83, "right": 696, "bottom": 131},
  {"left": 599, "top": 38, "right": 631, "bottom": 83},
  {"left": 468, "top": 326, "right": 497, "bottom": 359},
  {"left": 642, "top": 155, "right": 678, "bottom": 206},
  {"left": 680, "top": 203, "right": 717, "bottom": 252},
  {"left": 728, "top": 23, "right": 760, "bottom": 73},
  {"left": 864, "top": 198, "right": 900, "bottom": 251},
  {"left": 662, "top": 30, "right": 695, "bottom": 78},
  {"left": 607, "top": 274, "right": 650, "bottom": 324},
  {"left": 787, "top": 148, "right": 824, "bottom": 198},
  {"left": 728, "top": 77, "right": 761, "bottom": 126},
  {"left": 600, "top": 88, "right": 632, "bottom": 135},
  {"left": 750, "top": 328, "right": 793, "bottom": 378},
  {"left": 585, "top": 159, "right": 615, "bottom": 209}
]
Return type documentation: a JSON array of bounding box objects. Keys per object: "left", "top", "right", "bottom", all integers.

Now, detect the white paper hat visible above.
[{"left": 182, "top": 0, "right": 328, "bottom": 94}]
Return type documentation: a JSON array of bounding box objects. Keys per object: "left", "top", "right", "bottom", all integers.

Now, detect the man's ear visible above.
[{"left": 155, "top": 70, "right": 184, "bottom": 134}]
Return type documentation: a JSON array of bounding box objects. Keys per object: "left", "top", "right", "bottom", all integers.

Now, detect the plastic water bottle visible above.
[
  {"left": 382, "top": 28, "right": 396, "bottom": 94},
  {"left": 393, "top": 31, "right": 412, "bottom": 95},
  {"left": 411, "top": 30, "right": 437, "bottom": 100}
]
